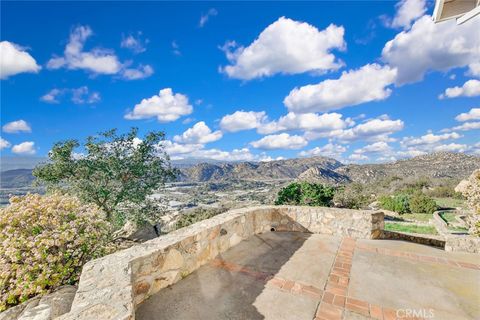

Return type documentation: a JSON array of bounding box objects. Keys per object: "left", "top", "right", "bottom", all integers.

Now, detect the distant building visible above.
[{"left": 433, "top": 0, "right": 479, "bottom": 24}]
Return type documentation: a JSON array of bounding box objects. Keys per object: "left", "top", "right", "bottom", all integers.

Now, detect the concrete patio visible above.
[{"left": 136, "top": 231, "right": 480, "bottom": 320}]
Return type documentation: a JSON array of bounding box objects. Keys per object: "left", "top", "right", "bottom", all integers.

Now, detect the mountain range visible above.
[{"left": 1, "top": 152, "right": 479, "bottom": 189}]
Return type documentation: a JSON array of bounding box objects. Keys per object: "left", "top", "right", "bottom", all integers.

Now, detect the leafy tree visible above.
[
  {"left": 275, "top": 182, "right": 335, "bottom": 207},
  {"left": 409, "top": 191, "right": 438, "bottom": 214},
  {"left": 379, "top": 194, "right": 410, "bottom": 214},
  {"left": 33, "top": 128, "right": 177, "bottom": 226}
]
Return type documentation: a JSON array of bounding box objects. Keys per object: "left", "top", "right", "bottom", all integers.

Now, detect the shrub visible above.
[
  {"left": 275, "top": 182, "right": 335, "bottom": 207},
  {"left": 333, "top": 183, "right": 371, "bottom": 209},
  {"left": 379, "top": 194, "right": 410, "bottom": 214},
  {"left": 409, "top": 191, "right": 438, "bottom": 214},
  {"left": 175, "top": 207, "right": 225, "bottom": 230},
  {"left": 0, "top": 193, "right": 111, "bottom": 311}
]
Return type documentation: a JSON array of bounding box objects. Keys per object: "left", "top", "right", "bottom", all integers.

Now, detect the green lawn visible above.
[
  {"left": 399, "top": 213, "right": 432, "bottom": 222},
  {"left": 439, "top": 211, "right": 457, "bottom": 224},
  {"left": 385, "top": 222, "right": 438, "bottom": 235},
  {"left": 434, "top": 197, "right": 465, "bottom": 209}
]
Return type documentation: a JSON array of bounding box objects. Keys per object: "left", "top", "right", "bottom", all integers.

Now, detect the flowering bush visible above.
[{"left": 0, "top": 193, "right": 111, "bottom": 310}]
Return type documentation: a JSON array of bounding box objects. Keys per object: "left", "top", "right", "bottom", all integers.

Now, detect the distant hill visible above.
[
  {"left": 1, "top": 152, "right": 479, "bottom": 188},
  {"left": 0, "top": 169, "right": 35, "bottom": 188}
]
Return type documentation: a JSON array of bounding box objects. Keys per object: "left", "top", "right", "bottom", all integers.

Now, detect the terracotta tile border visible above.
[
  {"left": 355, "top": 243, "right": 480, "bottom": 270},
  {"left": 210, "top": 238, "right": 439, "bottom": 320}
]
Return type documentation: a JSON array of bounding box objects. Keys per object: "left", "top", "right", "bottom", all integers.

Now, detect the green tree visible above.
[
  {"left": 275, "top": 182, "right": 335, "bottom": 207},
  {"left": 33, "top": 128, "right": 177, "bottom": 226}
]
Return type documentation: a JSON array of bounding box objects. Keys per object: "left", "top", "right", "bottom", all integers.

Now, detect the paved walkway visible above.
[{"left": 136, "top": 232, "right": 480, "bottom": 320}]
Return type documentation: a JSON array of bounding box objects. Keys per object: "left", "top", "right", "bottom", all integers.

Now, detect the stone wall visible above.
[
  {"left": 445, "top": 236, "right": 480, "bottom": 253},
  {"left": 57, "top": 206, "right": 383, "bottom": 320},
  {"left": 380, "top": 230, "right": 446, "bottom": 248}
]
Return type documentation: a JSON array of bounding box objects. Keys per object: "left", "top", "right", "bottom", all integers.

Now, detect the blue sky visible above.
[{"left": 1, "top": 1, "right": 479, "bottom": 163}]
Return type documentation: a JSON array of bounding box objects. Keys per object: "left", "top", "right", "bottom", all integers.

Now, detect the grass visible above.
[
  {"left": 434, "top": 197, "right": 465, "bottom": 209},
  {"left": 385, "top": 222, "right": 438, "bottom": 235},
  {"left": 399, "top": 213, "right": 432, "bottom": 222},
  {"left": 439, "top": 211, "right": 457, "bottom": 224}
]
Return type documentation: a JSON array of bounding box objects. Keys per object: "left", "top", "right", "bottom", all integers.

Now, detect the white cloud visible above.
[
  {"left": 433, "top": 143, "right": 468, "bottom": 153},
  {"left": 173, "top": 121, "right": 222, "bottom": 144},
  {"left": 47, "top": 26, "right": 122, "bottom": 74},
  {"left": 219, "top": 111, "right": 267, "bottom": 132},
  {"left": 298, "top": 143, "right": 347, "bottom": 159},
  {"left": 41, "top": 87, "right": 101, "bottom": 104},
  {"left": 402, "top": 132, "right": 461, "bottom": 146},
  {"left": 258, "top": 112, "right": 351, "bottom": 134},
  {"left": 348, "top": 153, "right": 369, "bottom": 161},
  {"left": 306, "top": 116, "right": 404, "bottom": 142},
  {"left": 0, "top": 41, "right": 41, "bottom": 79},
  {"left": 382, "top": 16, "right": 480, "bottom": 85},
  {"left": 396, "top": 149, "right": 428, "bottom": 158},
  {"left": 121, "top": 32, "right": 148, "bottom": 53},
  {"left": 284, "top": 64, "right": 397, "bottom": 113},
  {"left": 390, "top": 0, "right": 426, "bottom": 29},
  {"left": 0, "top": 137, "right": 11, "bottom": 150},
  {"left": 468, "top": 62, "right": 480, "bottom": 78},
  {"left": 250, "top": 133, "right": 308, "bottom": 150},
  {"left": 47, "top": 25, "right": 153, "bottom": 80},
  {"left": 2, "top": 120, "right": 32, "bottom": 133},
  {"left": 121, "top": 64, "right": 154, "bottom": 80},
  {"left": 439, "top": 80, "right": 480, "bottom": 99},
  {"left": 448, "top": 122, "right": 480, "bottom": 132},
  {"left": 125, "top": 88, "right": 193, "bottom": 122},
  {"left": 188, "top": 148, "right": 255, "bottom": 161},
  {"left": 11, "top": 141, "right": 35, "bottom": 155},
  {"left": 221, "top": 17, "right": 345, "bottom": 80},
  {"left": 161, "top": 140, "right": 203, "bottom": 155},
  {"left": 199, "top": 8, "right": 218, "bottom": 27},
  {"left": 354, "top": 141, "right": 391, "bottom": 154},
  {"left": 455, "top": 108, "right": 480, "bottom": 122}
]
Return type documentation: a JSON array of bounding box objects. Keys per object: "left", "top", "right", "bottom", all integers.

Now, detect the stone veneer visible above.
[{"left": 58, "top": 206, "right": 384, "bottom": 320}]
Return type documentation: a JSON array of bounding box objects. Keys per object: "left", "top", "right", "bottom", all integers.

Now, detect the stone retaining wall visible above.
[
  {"left": 380, "top": 230, "right": 446, "bottom": 248},
  {"left": 58, "top": 206, "right": 383, "bottom": 320},
  {"left": 445, "top": 236, "right": 480, "bottom": 253}
]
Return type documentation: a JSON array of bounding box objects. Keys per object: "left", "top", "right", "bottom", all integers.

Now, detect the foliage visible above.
[
  {"left": 425, "top": 185, "right": 463, "bottom": 199},
  {"left": 379, "top": 194, "right": 410, "bottom": 214},
  {"left": 333, "top": 183, "right": 371, "bottom": 209},
  {"left": 384, "top": 223, "right": 438, "bottom": 235},
  {"left": 408, "top": 191, "right": 438, "bottom": 215},
  {"left": 33, "top": 128, "right": 177, "bottom": 227},
  {"left": 0, "top": 193, "right": 110, "bottom": 311},
  {"left": 175, "top": 207, "right": 225, "bottom": 230},
  {"left": 275, "top": 182, "right": 335, "bottom": 207}
]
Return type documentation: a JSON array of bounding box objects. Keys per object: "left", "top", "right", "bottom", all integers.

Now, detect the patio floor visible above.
[{"left": 136, "top": 231, "right": 480, "bottom": 320}]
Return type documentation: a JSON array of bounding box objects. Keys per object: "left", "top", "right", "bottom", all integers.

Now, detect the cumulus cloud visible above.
[
  {"left": 41, "top": 87, "right": 101, "bottom": 104},
  {"left": 468, "top": 62, "right": 480, "bottom": 78},
  {"left": 433, "top": 143, "right": 468, "bottom": 152},
  {"left": 11, "top": 141, "right": 35, "bottom": 155},
  {"left": 121, "top": 32, "right": 148, "bottom": 53},
  {"left": 219, "top": 111, "right": 267, "bottom": 132},
  {"left": 448, "top": 122, "right": 480, "bottom": 132},
  {"left": 382, "top": 16, "right": 480, "bottom": 85},
  {"left": 306, "top": 116, "right": 404, "bottom": 142},
  {"left": 199, "top": 8, "right": 218, "bottom": 27},
  {"left": 298, "top": 143, "right": 347, "bottom": 159},
  {"left": 173, "top": 121, "right": 223, "bottom": 144},
  {"left": 390, "top": 0, "right": 426, "bottom": 29},
  {"left": 2, "top": 120, "right": 32, "bottom": 133},
  {"left": 439, "top": 80, "right": 480, "bottom": 99},
  {"left": 258, "top": 112, "right": 351, "bottom": 134},
  {"left": 125, "top": 88, "right": 193, "bottom": 122},
  {"left": 402, "top": 132, "right": 462, "bottom": 146},
  {"left": 353, "top": 141, "right": 391, "bottom": 154},
  {"left": 250, "top": 133, "right": 308, "bottom": 150},
  {"left": 48, "top": 25, "right": 153, "bottom": 80},
  {"left": 456, "top": 108, "right": 480, "bottom": 122},
  {"left": 0, "top": 137, "right": 11, "bottom": 150},
  {"left": 284, "top": 64, "right": 397, "bottom": 113},
  {"left": 161, "top": 140, "right": 203, "bottom": 155},
  {"left": 221, "top": 17, "right": 345, "bottom": 80},
  {"left": 0, "top": 41, "right": 41, "bottom": 79},
  {"left": 348, "top": 153, "right": 369, "bottom": 161}
]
